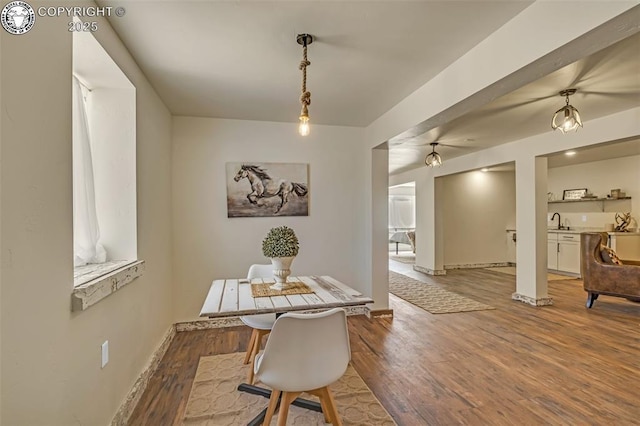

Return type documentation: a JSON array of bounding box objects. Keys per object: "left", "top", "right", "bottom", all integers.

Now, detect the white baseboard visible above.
[{"left": 445, "top": 262, "right": 511, "bottom": 270}]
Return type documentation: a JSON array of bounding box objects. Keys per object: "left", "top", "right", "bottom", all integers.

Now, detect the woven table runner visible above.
[{"left": 251, "top": 281, "right": 314, "bottom": 297}]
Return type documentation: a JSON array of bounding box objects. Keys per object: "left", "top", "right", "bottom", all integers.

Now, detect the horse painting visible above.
[{"left": 227, "top": 163, "right": 309, "bottom": 217}]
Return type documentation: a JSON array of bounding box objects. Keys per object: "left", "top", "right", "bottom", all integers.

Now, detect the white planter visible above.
[{"left": 269, "top": 256, "right": 295, "bottom": 290}]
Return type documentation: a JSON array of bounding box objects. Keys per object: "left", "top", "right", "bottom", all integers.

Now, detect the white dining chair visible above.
[
  {"left": 254, "top": 308, "right": 351, "bottom": 426},
  {"left": 241, "top": 263, "right": 276, "bottom": 384}
]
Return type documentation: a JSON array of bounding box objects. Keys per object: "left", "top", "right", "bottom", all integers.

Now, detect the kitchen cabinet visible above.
[
  {"left": 548, "top": 232, "right": 581, "bottom": 275},
  {"left": 547, "top": 233, "right": 558, "bottom": 270},
  {"left": 609, "top": 233, "right": 640, "bottom": 261}
]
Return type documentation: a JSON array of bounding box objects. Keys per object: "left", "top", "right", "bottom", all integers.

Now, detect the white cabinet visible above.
[
  {"left": 547, "top": 233, "right": 558, "bottom": 270},
  {"left": 548, "top": 232, "right": 581, "bottom": 275},
  {"left": 609, "top": 233, "right": 640, "bottom": 262}
]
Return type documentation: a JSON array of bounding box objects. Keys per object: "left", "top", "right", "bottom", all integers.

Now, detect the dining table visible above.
[{"left": 199, "top": 274, "right": 373, "bottom": 426}]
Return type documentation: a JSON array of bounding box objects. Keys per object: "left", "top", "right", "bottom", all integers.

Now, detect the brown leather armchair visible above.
[{"left": 581, "top": 232, "right": 640, "bottom": 308}]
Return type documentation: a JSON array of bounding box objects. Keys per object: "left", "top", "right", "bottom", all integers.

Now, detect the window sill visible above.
[{"left": 71, "top": 260, "right": 145, "bottom": 312}]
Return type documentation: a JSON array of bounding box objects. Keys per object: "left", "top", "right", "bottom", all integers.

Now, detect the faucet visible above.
[{"left": 551, "top": 212, "right": 561, "bottom": 229}]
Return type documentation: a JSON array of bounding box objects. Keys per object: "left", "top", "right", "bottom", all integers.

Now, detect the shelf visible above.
[{"left": 548, "top": 197, "right": 631, "bottom": 204}]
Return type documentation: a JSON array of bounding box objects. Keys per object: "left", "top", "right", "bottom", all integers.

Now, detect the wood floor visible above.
[{"left": 128, "top": 264, "right": 640, "bottom": 425}]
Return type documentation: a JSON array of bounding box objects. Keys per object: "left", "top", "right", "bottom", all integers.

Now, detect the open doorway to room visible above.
[
  {"left": 388, "top": 182, "right": 416, "bottom": 264},
  {"left": 439, "top": 164, "right": 516, "bottom": 273},
  {"left": 544, "top": 138, "right": 640, "bottom": 280}
]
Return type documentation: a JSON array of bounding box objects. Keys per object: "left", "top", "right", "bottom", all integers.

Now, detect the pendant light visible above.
[
  {"left": 297, "top": 34, "right": 313, "bottom": 136},
  {"left": 425, "top": 143, "right": 442, "bottom": 167},
  {"left": 551, "top": 89, "right": 583, "bottom": 134}
]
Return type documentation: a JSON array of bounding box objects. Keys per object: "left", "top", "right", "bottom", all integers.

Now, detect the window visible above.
[{"left": 71, "top": 24, "right": 142, "bottom": 310}]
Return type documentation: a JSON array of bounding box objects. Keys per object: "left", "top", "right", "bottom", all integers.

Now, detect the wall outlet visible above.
[
  {"left": 101, "top": 340, "right": 109, "bottom": 368},
  {"left": 582, "top": 215, "right": 587, "bottom": 222}
]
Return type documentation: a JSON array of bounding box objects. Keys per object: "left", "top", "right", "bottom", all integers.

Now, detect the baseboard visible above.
[
  {"left": 366, "top": 308, "right": 394, "bottom": 318},
  {"left": 413, "top": 265, "right": 446, "bottom": 275},
  {"left": 110, "top": 325, "right": 176, "bottom": 426},
  {"left": 511, "top": 292, "right": 554, "bottom": 307},
  {"left": 445, "top": 262, "right": 511, "bottom": 270},
  {"left": 176, "top": 317, "right": 244, "bottom": 332}
]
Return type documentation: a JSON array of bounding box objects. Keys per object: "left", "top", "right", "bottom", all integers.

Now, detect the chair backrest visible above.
[
  {"left": 255, "top": 308, "right": 351, "bottom": 392},
  {"left": 247, "top": 264, "right": 273, "bottom": 280}
]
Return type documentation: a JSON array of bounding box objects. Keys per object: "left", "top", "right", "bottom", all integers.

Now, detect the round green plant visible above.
[{"left": 262, "top": 226, "right": 299, "bottom": 258}]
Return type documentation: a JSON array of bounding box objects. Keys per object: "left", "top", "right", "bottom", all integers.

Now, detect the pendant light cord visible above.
[{"left": 299, "top": 44, "right": 311, "bottom": 115}]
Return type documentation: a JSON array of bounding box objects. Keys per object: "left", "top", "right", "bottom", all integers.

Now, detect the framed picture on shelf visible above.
[{"left": 562, "top": 188, "right": 587, "bottom": 200}]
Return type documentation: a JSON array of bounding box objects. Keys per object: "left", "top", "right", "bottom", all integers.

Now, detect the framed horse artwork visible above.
[{"left": 226, "top": 162, "right": 309, "bottom": 217}]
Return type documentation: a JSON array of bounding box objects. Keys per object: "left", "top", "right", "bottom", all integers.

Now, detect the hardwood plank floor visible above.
[{"left": 128, "top": 264, "right": 640, "bottom": 425}]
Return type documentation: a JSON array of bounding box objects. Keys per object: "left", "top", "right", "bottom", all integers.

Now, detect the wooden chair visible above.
[{"left": 254, "top": 308, "right": 350, "bottom": 425}]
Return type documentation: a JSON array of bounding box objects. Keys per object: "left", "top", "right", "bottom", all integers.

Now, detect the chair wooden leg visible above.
[
  {"left": 263, "top": 388, "right": 281, "bottom": 426},
  {"left": 247, "top": 329, "right": 271, "bottom": 384},
  {"left": 322, "top": 386, "right": 342, "bottom": 426},
  {"left": 244, "top": 329, "right": 258, "bottom": 364},
  {"left": 309, "top": 388, "right": 332, "bottom": 423},
  {"left": 277, "top": 391, "right": 301, "bottom": 426}
]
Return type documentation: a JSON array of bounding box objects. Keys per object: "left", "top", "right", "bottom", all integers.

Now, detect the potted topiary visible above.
[{"left": 262, "top": 226, "right": 299, "bottom": 290}]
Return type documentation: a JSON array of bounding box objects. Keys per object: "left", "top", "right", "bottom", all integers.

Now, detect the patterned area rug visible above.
[
  {"left": 389, "top": 254, "right": 415, "bottom": 264},
  {"left": 484, "top": 266, "right": 578, "bottom": 281},
  {"left": 389, "top": 271, "right": 495, "bottom": 314},
  {"left": 183, "top": 352, "right": 397, "bottom": 425}
]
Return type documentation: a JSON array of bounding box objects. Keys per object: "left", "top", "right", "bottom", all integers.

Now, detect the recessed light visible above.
[
  {"left": 565, "top": 150, "right": 576, "bottom": 156},
  {"left": 481, "top": 168, "right": 489, "bottom": 172}
]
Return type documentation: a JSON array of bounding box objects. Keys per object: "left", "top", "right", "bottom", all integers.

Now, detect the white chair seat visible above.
[{"left": 240, "top": 313, "right": 276, "bottom": 330}]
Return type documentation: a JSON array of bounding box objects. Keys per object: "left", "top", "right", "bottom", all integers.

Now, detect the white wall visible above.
[
  {"left": 441, "top": 170, "right": 515, "bottom": 266},
  {"left": 1, "top": 5, "right": 173, "bottom": 425},
  {"left": 547, "top": 155, "right": 640, "bottom": 230},
  {"left": 172, "top": 117, "right": 367, "bottom": 321}
]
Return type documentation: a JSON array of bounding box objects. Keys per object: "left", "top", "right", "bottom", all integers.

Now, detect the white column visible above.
[
  {"left": 370, "top": 147, "right": 390, "bottom": 312},
  {"left": 414, "top": 172, "right": 445, "bottom": 275},
  {"left": 513, "top": 156, "right": 552, "bottom": 306}
]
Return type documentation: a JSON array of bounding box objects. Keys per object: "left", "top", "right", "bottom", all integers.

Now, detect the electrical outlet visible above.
[
  {"left": 101, "top": 341, "right": 109, "bottom": 368},
  {"left": 582, "top": 215, "right": 587, "bottom": 222}
]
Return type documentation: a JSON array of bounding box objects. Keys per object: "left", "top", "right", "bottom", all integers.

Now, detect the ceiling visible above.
[
  {"left": 99, "top": 1, "right": 531, "bottom": 126},
  {"left": 546, "top": 137, "right": 640, "bottom": 168},
  {"left": 99, "top": 2, "right": 639, "bottom": 175},
  {"left": 388, "top": 31, "right": 640, "bottom": 174}
]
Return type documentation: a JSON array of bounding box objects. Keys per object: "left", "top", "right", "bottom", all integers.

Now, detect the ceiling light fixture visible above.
[
  {"left": 565, "top": 150, "right": 577, "bottom": 156},
  {"left": 297, "top": 33, "right": 313, "bottom": 136},
  {"left": 481, "top": 168, "right": 489, "bottom": 172},
  {"left": 551, "top": 89, "right": 583, "bottom": 134},
  {"left": 425, "top": 143, "right": 442, "bottom": 167}
]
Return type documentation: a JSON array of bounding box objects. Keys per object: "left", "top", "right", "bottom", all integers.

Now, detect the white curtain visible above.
[
  {"left": 388, "top": 195, "right": 415, "bottom": 229},
  {"left": 73, "top": 76, "right": 106, "bottom": 266}
]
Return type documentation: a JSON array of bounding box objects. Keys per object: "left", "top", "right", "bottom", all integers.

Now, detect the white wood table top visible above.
[{"left": 200, "top": 275, "right": 373, "bottom": 318}]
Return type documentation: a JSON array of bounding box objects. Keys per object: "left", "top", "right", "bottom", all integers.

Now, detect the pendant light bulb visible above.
[{"left": 298, "top": 114, "right": 310, "bottom": 136}]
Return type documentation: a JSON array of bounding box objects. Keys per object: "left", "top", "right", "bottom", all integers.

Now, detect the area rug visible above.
[
  {"left": 183, "top": 352, "right": 397, "bottom": 425},
  {"left": 484, "top": 266, "right": 577, "bottom": 281},
  {"left": 389, "top": 271, "right": 495, "bottom": 314},
  {"left": 389, "top": 254, "right": 415, "bottom": 264}
]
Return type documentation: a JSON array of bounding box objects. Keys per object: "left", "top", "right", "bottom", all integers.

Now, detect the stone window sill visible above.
[{"left": 72, "top": 260, "right": 145, "bottom": 312}]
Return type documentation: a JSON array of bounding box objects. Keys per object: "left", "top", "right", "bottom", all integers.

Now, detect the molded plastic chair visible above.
[
  {"left": 241, "top": 264, "right": 276, "bottom": 384},
  {"left": 254, "top": 308, "right": 351, "bottom": 426}
]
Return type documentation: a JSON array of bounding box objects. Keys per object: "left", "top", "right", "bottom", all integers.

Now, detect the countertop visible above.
[
  {"left": 546, "top": 229, "right": 640, "bottom": 235},
  {"left": 506, "top": 228, "right": 640, "bottom": 235}
]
